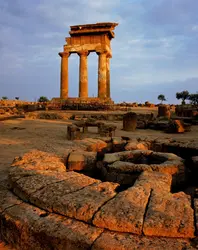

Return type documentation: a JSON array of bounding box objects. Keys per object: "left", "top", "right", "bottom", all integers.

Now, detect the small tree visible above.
[
  {"left": 158, "top": 94, "right": 166, "bottom": 103},
  {"left": 1, "top": 96, "right": 8, "bottom": 100},
  {"left": 38, "top": 96, "right": 49, "bottom": 102},
  {"left": 176, "top": 90, "right": 189, "bottom": 105},
  {"left": 188, "top": 93, "right": 198, "bottom": 105},
  {"left": 15, "top": 97, "right": 19, "bottom": 100}
]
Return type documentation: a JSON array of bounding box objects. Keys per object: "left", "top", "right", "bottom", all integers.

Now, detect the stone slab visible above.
[
  {"left": 29, "top": 173, "right": 100, "bottom": 212},
  {"left": 93, "top": 185, "right": 151, "bottom": 234},
  {"left": 12, "top": 171, "right": 82, "bottom": 202},
  {"left": 143, "top": 191, "right": 195, "bottom": 238},
  {"left": 0, "top": 202, "right": 103, "bottom": 250},
  {"left": 134, "top": 171, "right": 172, "bottom": 193},
  {"left": 53, "top": 182, "right": 119, "bottom": 223},
  {"left": 11, "top": 150, "right": 66, "bottom": 172},
  {"left": 92, "top": 231, "right": 194, "bottom": 250},
  {"left": 0, "top": 187, "right": 22, "bottom": 213}
]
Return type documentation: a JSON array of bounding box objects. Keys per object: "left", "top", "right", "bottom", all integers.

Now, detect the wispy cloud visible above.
[{"left": 0, "top": 0, "right": 197, "bottom": 102}]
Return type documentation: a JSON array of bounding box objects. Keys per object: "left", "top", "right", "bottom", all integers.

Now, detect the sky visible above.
[{"left": 0, "top": 0, "right": 198, "bottom": 104}]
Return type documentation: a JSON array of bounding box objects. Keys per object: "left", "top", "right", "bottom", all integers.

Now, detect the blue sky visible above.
[{"left": 0, "top": 0, "right": 198, "bottom": 103}]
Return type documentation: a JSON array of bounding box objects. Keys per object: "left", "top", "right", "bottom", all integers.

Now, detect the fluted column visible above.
[
  {"left": 97, "top": 52, "right": 107, "bottom": 99},
  {"left": 78, "top": 51, "right": 89, "bottom": 98},
  {"left": 59, "top": 52, "right": 70, "bottom": 99},
  {"left": 106, "top": 54, "right": 111, "bottom": 99}
]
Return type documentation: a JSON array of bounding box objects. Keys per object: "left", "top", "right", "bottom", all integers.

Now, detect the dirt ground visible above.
[{"left": 0, "top": 113, "right": 198, "bottom": 249}]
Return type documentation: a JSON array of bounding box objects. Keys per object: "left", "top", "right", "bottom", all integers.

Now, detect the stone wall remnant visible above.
[{"left": 123, "top": 112, "right": 137, "bottom": 131}]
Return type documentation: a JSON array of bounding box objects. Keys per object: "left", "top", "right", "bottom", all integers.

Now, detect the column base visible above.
[{"left": 51, "top": 97, "right": 114, "bottom": 105}]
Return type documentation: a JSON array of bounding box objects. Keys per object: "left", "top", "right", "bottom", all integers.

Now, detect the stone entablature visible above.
[{"left": 59, "top": 22, "right": 118, "bottom": 100}]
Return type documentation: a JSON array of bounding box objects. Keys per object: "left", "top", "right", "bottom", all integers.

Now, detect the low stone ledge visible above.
[
  {"left": 0, "top": 187, "right": 22, "bottom": 213},
  {"left": 18, "top": 172, "right": 100, "bottom": 210},
  {"left": 5, "top": 147, "right": 197, "bottom": 243},
  {"left": 134, "top": 171, "right": 172, "bottom": 193},
  {"left": 12, "top": 171, "right": 94, "bottom": 203},
  {"left": 0, "top": 201, "right": 103, "bottom": 250},
  {"left": 92, "top": 171, "right": 172, "bottom": 234},
  {"left": 124, "top": 141, "right": 150, "bottom": 151},
  {"left": 143, "top": 191, "right": 195, "bottom": 238},
  {"left": 53, "top": 182, "right": 119, "bottom": 223},
  {"left": 92, "top": 231, "right": 194, "bottom": 250},
  {"left": 93, "top": 185, "right": 151, "bottom": 234}
]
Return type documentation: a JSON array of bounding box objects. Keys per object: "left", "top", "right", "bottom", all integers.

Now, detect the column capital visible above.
[
  {"left": 106, "top": 53, "right": 112, "bottom": 59},
  {"left": 96, "top": 50, "right": 108, "bottom": 56},
  {"left": 77, "top": 50, "right": 89, "bottom": 56},
  {"left": 59, "top": 52, "right": 70, "bottom": 58}
]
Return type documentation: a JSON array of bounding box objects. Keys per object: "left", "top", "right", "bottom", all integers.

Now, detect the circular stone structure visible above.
[
  {"left": 99, "top": 150, "right": 185, "bottom": 187},
  {"left": 0, "top": 138, "right": 197, "bottom": 249}
]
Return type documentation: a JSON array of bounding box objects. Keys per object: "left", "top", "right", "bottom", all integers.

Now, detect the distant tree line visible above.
[
  {"left": 157, "top": 90, "right": 198, "bottom": 105},
  {"left": 176, "top": 90, "right": 198, "bottom": 105}
]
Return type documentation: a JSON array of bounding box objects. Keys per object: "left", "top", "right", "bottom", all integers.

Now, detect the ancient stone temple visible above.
[{"left": 59, "top": 22, "right": 118, "bottom": 101}]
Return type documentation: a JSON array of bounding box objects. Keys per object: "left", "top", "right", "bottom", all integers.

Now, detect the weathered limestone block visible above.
[
  {"left": 103, "top": 151, "right": 135, "bottom": 164},
  {"left": 28, "top": 173, "right": 100, "bottom": 211},
  {"left": 134, "top": 171, "right": 172, "bottom": 193},
  {"left": 67, "top": 125, "right": 81, "bottom": 140},
  {"left": 93, "top": 185, "right": 151, "bottom": 234},
  {"left": 107, "top": 161, "right": 152, "bottom": 173},
  {"left": 76, "top": 138, "right": 107, "bottom": 152},
  {"left": 92, "top": 231, "right": 193, "bottom": 250},
  {"left": 123, "top": 112, "right": 137, "bottom": 131},
  {"left": 9, "top": 166, "right": 38, "bottom": 185},
  {"left": 67, "top": 151, "right": 97, "bottom": 171},
  {"left": 194, "top": 199, "right": 198, "bottom": 236},
  {"left": 167, "top": 120, "right": 185, "bottom": 133},
  {"left": 99, "top": 124, "right": 117, "bottom": 137},
  {"left": 93, "top": 171, "right": 172, "bottom": 234},
  {"left": 124, "top": 141, "right": 151, "bottom": 151},
  {"left": 143, "top": 191, "right": 195, "bottom": 238},
  {"left": 158, "top": 104, "right": 171, "bottom": 119},
  {"left": 0, "top": 202, "right": 103, "bottom": 250},
  {"left": 53, "top": 182, "right": 119, "bottom": 223},
  {"left": 11, "top": 171, "right": 79, "bottom": 202},
  {"left": 86, "top": 139, "right": 107, "bottom": 152},
  {"left": 0, "top": 187, "right": 22, "bottom": 213},
  {"left": 11, "top": 150, "right": 66, "bottom": 172}
]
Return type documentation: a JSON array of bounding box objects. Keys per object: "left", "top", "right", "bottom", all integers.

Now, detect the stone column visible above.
[
  {"left": 97, "top": 52, "right": 107, "bottom": 99},
  {"left": 59, "top": 52, "right": 70, "bottom": 99},
  {"left": 78, "top": 51, "right": 89, "bottom": 98},
  {"left": 106, "top": 54, "right": 111, "bottom": 99}
]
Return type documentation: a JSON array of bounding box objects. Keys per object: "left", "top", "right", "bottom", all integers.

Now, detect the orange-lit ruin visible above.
[
  {"left": 0, "top": 23, "right": 198, "bottom": 250},
  {"left": 59, "top": 22, "right": 118, "bottom": 102}
]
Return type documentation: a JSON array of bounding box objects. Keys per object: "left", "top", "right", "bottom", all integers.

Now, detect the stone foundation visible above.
[{"left": 1, "top": 138, "right": 198, "bottom": 249}]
